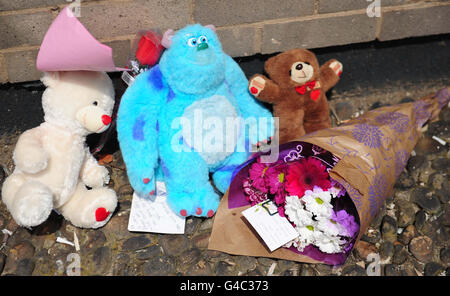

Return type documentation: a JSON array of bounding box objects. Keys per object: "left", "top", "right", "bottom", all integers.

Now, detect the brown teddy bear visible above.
[{"left": 249, "top": 49, "right": 342, "bottom": 144}]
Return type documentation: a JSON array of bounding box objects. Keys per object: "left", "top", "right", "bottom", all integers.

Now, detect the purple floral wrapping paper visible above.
[{"left": 208, "top": 88, "right": 450, "bottom": 265}]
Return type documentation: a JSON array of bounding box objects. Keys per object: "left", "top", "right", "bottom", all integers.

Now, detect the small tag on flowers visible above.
[{"left": 242, "top": 200, "right": 298, "bottom": 252}]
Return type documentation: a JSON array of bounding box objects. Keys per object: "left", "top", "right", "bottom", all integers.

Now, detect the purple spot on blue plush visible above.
[
  {"left": 148, "top": 65, "right": 163, "bottom": 90},
  {"left": 167, "top": 87, "right": 175, "bottom": 102},
  {"left": 216, "top": 164, "right": 240, "bottom": 173},
  {"left": 156, "top": 120, "right": 159, "bottom": 132},
  {"left": 160, "top": 160, "right": 171, "bottom": 178},
  {"left": 224, "top": 80, "right": 232, "bottom": 95},
  {"left": 132, "top": 117, "right": 146, "bottom": 141}
]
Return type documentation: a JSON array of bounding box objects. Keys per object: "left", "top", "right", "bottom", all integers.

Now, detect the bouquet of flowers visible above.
[
  {"left": 243, "top": 156, "right": 359, "bottom": 254},
  {"left": 208, "top": 88, "right": 449, "bottom": 265},
  {"left": 237, "top": 141, "right": 361, "bottom": 263}
]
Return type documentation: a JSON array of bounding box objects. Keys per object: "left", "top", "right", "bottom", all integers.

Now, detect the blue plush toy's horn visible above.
[
  {"left": 204, "top": 24, "right": 216, "bottom": 32},
  {"left": 162, "top": 29, "right": 174, "bottom": 48}
]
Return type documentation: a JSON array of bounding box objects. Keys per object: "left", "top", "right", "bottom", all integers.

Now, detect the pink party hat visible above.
[{"left": 36, "top": 6, "right": 127, "bottom": 72}]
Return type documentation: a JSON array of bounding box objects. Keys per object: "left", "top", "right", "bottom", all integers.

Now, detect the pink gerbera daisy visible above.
[{"left": 285, "top": 157, "right": 331, "bottom": 197}]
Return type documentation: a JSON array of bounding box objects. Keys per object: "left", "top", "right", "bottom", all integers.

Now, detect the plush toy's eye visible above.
[
  {"left": 92, "top": 101, "right": 99, "bottom": 106},
  {"left": 187, "top": 37, "right": 197, "bottom": 47},
  {"left": 198, "top": 35, "right": 208, "bottom": 44},
  {"left": 305, "top": 62, "right": 310, "bottom": 65}
]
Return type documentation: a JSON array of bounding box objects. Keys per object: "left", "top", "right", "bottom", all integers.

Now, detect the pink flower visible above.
[
  {"left": 267, "top": 165, "right": 287, "bottom": 195},
  {"left": 274, "top": 193, "right": 286, "bottom": 207},
  {"left": 264, "top": 163, "right": 288, "bottom": 209},
  {"left": 243, "top": 178, "right": 268, "bottom": 206},
  {"left": 285, "top": 157, "right": 331, "bottom": 197},
  {"left": 248, "top": 162, "right": 270, "bottom": 193}
]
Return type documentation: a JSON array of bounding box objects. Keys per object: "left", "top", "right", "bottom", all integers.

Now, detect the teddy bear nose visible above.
[
  {"left": 102, "top": 115, "right": 112, "bottom": 125},
  {"left": 296, "top": 64, "right": 303, "bottom": 70}
]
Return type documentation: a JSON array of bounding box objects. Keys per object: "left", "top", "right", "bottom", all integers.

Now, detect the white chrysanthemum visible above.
[
  {"left": 302, "top": 190, "right": 333, "bottom": 218},
  {"left": 304, "top": 186, "right": 333, "bottom": 203},
  {"left": 314, "top": 231, "right": 344, "bottom": 254},
  {"left": 284, "top": 223, "right": 317, "bottom": 252},
  {"left": 284, "top": 236, "right": 301, "bottom": 250},
  {"left": 284, "top": 195, "right": 314, "bottom": 227},
  {"left": 283, "top": 188, "right": 345, "bottom": 254},
  {"left": 297, "top": 224, "right": 316, "bottom": 251}
]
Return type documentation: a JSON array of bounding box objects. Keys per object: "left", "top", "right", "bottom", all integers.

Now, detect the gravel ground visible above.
[{"left": 0, "top": 79, "right": 448, "bottom": 276}]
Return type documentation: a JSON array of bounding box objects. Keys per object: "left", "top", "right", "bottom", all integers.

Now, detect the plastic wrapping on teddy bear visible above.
[
  {"left": 121, "top": 30, "right": 164, "bottom": 86},
  {"left": 117, "top": 24, "right": 274, "bottom": 218}
]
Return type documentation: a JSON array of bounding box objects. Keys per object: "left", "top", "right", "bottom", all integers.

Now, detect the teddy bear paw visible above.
[
  {"left": 73, "top": 187, "right": 117, "bottom": 228},
  {"left": 83, "top": 165, "right": 110, "bottom": 188},
  {"left": 249, "top": 76, "right": 266, "bottom": 96},
  {"left": 12, "top": 181, "right": 53, "bottom": 227},
  {"left": 329, "top": 61, "right": 343, "bottom": 77}
]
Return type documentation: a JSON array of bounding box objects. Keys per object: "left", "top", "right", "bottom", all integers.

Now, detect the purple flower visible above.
[
  {"left": 331, "top": 210, "right": 359, "bottom": 238},
  {"left": 368, "top": 174, "right": 389, "bottom": 218},
  {"left": 395, "top": 150, "right": 410, "bottom": 178},
  {"left": 351, "top": 123, "right": 384, "bottom": 149},
  {"left": 375, "top": 112, "right": 410, "bottom": 133}
]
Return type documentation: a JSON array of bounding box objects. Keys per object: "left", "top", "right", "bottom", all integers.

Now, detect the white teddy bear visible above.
[{"left": 1, "top": 70, "right": 118, "bottom": 229}]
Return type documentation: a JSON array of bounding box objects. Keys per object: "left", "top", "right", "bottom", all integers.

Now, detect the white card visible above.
[
  {"left": 128, "top": 181, "right": 186, "bottom": 234},
  {"left": 242, "top": 200, "right": 299, "bottom": 252}
]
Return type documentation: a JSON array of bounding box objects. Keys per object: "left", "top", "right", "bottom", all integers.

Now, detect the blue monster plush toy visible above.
[{"left": 117, "top": 24, "right": 273, "bottom": 218}]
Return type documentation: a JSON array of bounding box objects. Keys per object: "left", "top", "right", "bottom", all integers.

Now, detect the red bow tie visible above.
[
  {"left": 295, "top": 80, "right": 316, "bottom": 95},
  {"left": 295, "top": 80, "right": 321, "bottom": 101}
]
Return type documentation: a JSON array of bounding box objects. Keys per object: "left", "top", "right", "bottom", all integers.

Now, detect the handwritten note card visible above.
[
  {"left": 128, "top": 181, "right": 185, "bottom": 234},
  {"left": 242, "top": 200, "right": 299, "bottom": 252}
]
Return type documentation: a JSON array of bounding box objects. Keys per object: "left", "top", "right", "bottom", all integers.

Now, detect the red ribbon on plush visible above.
[
  {"left": 295, "top": 80, "right": 316, "bottom": 94},
  {"left": 295, "top": 80, "right": 321, "bottom": 101}
]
